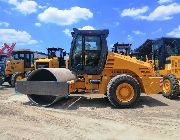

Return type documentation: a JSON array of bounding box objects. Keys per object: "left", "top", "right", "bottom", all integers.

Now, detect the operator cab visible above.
[
  {"left": 112, "top": 42, "right": 131, "bottom": 56},
  {"left": 12, "top": 50, "right": 34, "bottom": 68},
  {"left": 69, "top": 28, "right": 109, "bottom": 75},
  {"left": 47, "top": 47, "right": 66, "bottom": 67},
  {"left": 153, "top": 38, "right": 180, "bottom": 70}
]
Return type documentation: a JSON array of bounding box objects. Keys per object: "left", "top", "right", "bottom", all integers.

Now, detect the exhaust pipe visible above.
[{"left": 16, "top": 68, "right": 76, "bottom": 106}]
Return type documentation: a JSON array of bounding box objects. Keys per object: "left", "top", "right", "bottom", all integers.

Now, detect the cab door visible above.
[
  {"left": 70, "top": 34, "right": 108, "bottom": 75},
  {"left": 84, "top": 35, "right": 102, "bottom": 74}
]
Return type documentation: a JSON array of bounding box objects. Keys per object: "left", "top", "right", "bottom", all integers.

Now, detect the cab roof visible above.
[
  {"left": 13, "top": 50, "right": 34, "bottom": 53},
  {"left": 71, "top": 28, "right": 109, "bottom": 37}
]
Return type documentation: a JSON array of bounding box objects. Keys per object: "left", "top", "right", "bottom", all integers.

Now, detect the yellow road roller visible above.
[{"left": 15, "top": 28, "right": 162, "bottom": 108}]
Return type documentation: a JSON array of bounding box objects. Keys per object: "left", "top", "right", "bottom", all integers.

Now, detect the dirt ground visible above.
[{"left": 0, "top": 84, "right": 180, "bottom": 140}]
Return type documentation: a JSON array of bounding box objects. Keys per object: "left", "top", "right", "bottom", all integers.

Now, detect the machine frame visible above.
[{"left": 16, "top": 28, "right": 163, "bottom": 108}]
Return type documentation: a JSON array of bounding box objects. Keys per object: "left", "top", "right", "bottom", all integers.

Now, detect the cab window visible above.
[
  {"left": 72, "top": 35, "right": 83, "bottom": 69},
  {"left": 84, "top": 36, "right": 101, "bottom": 67}
]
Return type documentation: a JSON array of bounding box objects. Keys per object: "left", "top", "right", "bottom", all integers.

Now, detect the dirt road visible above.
[{"left": 0, "top": 85, "right": 180, "bottom": 140}]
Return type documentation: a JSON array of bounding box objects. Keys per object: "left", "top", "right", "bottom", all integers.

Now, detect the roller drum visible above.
[{"left": 17, "top": 68, "right": 76, "bottom": 106}]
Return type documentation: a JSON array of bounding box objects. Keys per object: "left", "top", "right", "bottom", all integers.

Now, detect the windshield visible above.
[
  {"left": 153, "top": 38, "right": 180, "bottom": 70},
  {"left": 165, "top": 41, "right": 180, "bottom": 55}
]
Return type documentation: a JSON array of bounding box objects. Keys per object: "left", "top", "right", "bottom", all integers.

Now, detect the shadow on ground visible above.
[
  {"left": 23, "top": 95, "right": 169, "bottom": 110},
  {"left": 0, "top": 85, "right": 12, "bottom": 91},
  {"left": 137, "top": 96, "right": 168, "bottom": 108}
]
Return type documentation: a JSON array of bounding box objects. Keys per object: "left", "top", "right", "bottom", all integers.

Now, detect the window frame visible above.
[{"left": 70, "top": 34, "right": 107, "bottom": 75}]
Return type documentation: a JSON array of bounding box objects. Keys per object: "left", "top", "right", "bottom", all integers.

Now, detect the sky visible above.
[{"left": 0, "top": 0, "right": 180, "bottom": 53}]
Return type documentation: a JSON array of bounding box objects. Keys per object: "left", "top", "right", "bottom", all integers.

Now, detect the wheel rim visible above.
[
  {"left": 16, "top": 75, "right": 23, "bottom": 81},
  {"left": 163, "top": 79, "right": 171, "bottom": 94},
  {"left": 116, "top": 83, "right": 134, "bottom": 102}
]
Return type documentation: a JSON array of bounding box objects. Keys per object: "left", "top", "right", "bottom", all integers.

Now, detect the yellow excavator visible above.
[
  {"left": 35, "top": 48, "right": 66, "bottom": 69},
  {"left": 16, "top": 28, "right": 162, "bottom": 108}
]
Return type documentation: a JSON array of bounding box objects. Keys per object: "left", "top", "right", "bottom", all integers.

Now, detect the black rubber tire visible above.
[
  {"left": 107, "top": 74, "right": 141, "bottom": 108},
  {"left": 0, "top": 72, "right": 4, "bottom": 85},
  {"left": 162, "top": 74, "right": 179, "bottom": 99},
  {"left": 11, "top": 72, "right": 24, "bottom": 87},
  {"left": 8, "top": 81, "right": 12, "bottom": 87},
  {"left": 25, "top": 71, "right": 32, "bottom": 79}
]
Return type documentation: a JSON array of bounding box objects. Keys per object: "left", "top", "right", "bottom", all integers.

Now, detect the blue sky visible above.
[{"left": 0, "top": 0, "right": 180, "bottom": 53}]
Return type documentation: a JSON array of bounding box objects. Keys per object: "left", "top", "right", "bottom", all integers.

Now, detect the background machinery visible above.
[
  {"left": 136, "top": 38, "right": 180, "bottom": 99},
  {"left": 134, "top": 39, "right": 153, "bottom": 61},
  {"left": 16, "top": 28, "right": 162, "bottom": 108},
  {"left": 0, "top": 43, "right": 16, "bottom": 85},
  {"left": 153, "top": 38, "right": 180, "bottom": 99},
  {"left": 35, "top": 47, "right": 66, "bottom": 69},
  {"left": 0, "top": 49, "right": 34, "bottom": 87},
  {"left": 0, "top": 43, "right": 16, "bottom": 60},
  {"left": 112, "top": 42, "right": 132, "bottom": 55}
]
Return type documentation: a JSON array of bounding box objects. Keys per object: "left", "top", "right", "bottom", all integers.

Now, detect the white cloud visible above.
[
  {"left": 34, "top": 22, "right": 41, "bottom": 27},
  {"left": 0, "top": 22, "right": 9, "bottom": 27},
  {"left": 121, "top": 6, "right": 149, "bottom": 17},
  {"left": 63, "top": 29, "right": 71, "bottom": 37},
  {"left": 16, "top": 0, "right": 38, "bottom": 15},
  {"left": 38, "top": 6, "right": 93, "bottom": 25},
  {"left": 0, "top": 29, "right": 38, "bottom": 45},
  {"left": 140, "top": 3, "right": 180, "bottom": 21},
  {"left": 78, "top": 25, "right": 95, "bottom": 30},
  {"left": 158, "top": 0, "right": 173, "bottom": 4},
  {"left": 8, "top": 0, "right": 18, "bottom": 5},
  {"left": 63, "top": 26, "right": 95, "bottom": 37},
  {"left": 167, "top": 25, "right": 180, "bottom": 37},
  {"left": 7, "top": 0, "right": 39, "bottom": 15},
  {"left": 132, "top": 30, "right": 146, "bottom": 35},
  {"left": 38, "top": 5, "right": 47, "bottom": 9},
  {"left": 121, "top": 3, "right": 180, "bottom": 21}
]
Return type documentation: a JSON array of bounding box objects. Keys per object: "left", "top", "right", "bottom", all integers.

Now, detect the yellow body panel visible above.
[
  {"left": 5, "top": 60, "right": 24, "bottom": 75},
  {"left": 69, "top": 52, "right": 162, "bottom": 95},
  {"left": 140, "top": 77, "right": 162, "bottom": 94},
  {"left": 66, "top": 57, "right": 69, "bottom": 69},
  {"left": 170, "top": 56, "right": 180, "bottom": 79},
  {"left": 158, "top": 56, "right": 180, "bottom": 79},
  {"left": 35, "top": 57, "right": 59, "bottom": 69},
  {"left": 159, "top": 65, "right": 169, "bottom": 76}
]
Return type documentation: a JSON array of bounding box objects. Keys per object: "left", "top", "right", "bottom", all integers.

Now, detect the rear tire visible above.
[
  {"left": 0, "top": 72, "right": 4, "bottom": 85},
  {"left": 11, "top": 72, "right": 24, "bottom": 87},
  {"left": 25, "top": 71, "right": 32, "bottom": 79},
  {"left": 8, "top": 81, "right": 12, "bottom": 87},
  {"left": 162, "top": 74, "right": 179, "bottom": 99},
  {"left": 107, "top": 74, "right": 141, "bottom": 108}
]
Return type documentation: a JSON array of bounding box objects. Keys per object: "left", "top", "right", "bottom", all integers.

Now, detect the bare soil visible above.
[{"left": 0, "top": 84, "right": 180, "bottom": 140}]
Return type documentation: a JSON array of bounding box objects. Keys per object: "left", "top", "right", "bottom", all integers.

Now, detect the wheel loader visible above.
[
  {"left": 152, "top": 38, "right": 180, "bottom": 99},
  {"left": 112, "top": 42, "right": 131, "bottom": 55},
  {"left": 35, "top": 47, "right": 66, "bottom": 69},
  {"left": 111, "top": 42, "right": 138, "bottom": 59},
  {"left": 1, "top": 50, "right": 34, "bottom": 87},
  {"left": 15, "top": 28, "right": 162, "bottom": 108}
]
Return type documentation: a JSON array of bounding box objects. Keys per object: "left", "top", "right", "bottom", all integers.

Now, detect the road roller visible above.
[{"left": 15, "top": 28, "right": 162, "bottom": 108}]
